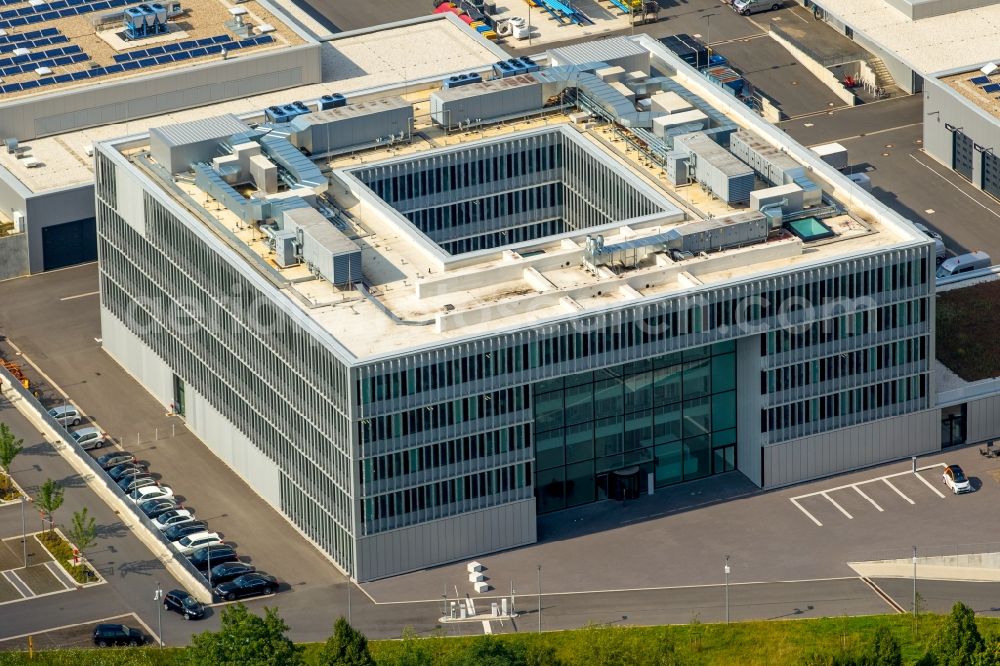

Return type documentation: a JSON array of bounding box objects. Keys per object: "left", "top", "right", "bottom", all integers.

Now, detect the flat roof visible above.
[
  {"left": 941, "top": 69, "right": 1000, "bottom": 119},
  {"left": 121, "top": 74, "right": 918, "bottom": 360},
  {"left": 0, "top": 16, "right": 503, "bottom": 193},
  {"left": 812, "top": 0, "right": 1000, "bottom": 74},
  {"left": 0, "top": 0, "right": 299, "bottom": 100}
]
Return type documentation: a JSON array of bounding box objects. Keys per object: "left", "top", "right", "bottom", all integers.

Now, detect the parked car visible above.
[
  {"left": 943, "top": 464, "right": 973, "bottom": 494},
  {"left": 214, "top": 573, "right": 278, "bottom": 601},
  {"left": 118, "top": 475, "right": 157, "bottom": 493},
  {"left": 173, "top": 531, "right": 222, "bottom": 556},
  {"left": 732, "top": 0, "right": 781, "bottom": 15},
  {"left": 153, "top": 509, "right": 195, "bottom": 531},
  {"left": 71, "top": 427, "right": 106, "bottom": 451},
  {"left": 92, "top": 623, "right": 144, "bottom": 647},
  {"left": 128, "top": 485, "right": 174, "bottom": 504},
  {"left": 97, "top": 451, "right": 135, "bottom": 470},
  {"left": 108, "top": 462, "right": 148, "bottom": 482},
  {"left": 164, "top": 522, "right": 208, "bottom": 543},
  {"left": 188, "top": 544, "right": 239, "bottom": 572},
  {"left": 48, "top": 404, "right": 82, "bottom": 427},
  {"left": 138, "top": 498, "right": 179, "bottom": 519},
  {"left": 162, "top": 589, "right": 205, "bottom": 620},
  {"left": 913, "top": 223, "right": 946, "bottom": 264},
  {"left": 209, "top": 561, "right": 256, "bottom": 585}
]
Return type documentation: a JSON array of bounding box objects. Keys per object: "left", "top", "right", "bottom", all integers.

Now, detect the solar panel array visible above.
[
  {"left": 0, "top": 32, "right": 67, "bottom": 53},
  {"left": 0, "top": 49, "right": 86, "bottom": 76},
  {"left": 0, "top": 27, "right": 59, "bottom": 43},
  {"left": 0, "top": 34, "right": 274, "bottom": 94},
  {"left": 113, "top": 34, "right": 231, "bottom": 62},
  {"left": 0, "top": 0, "right": 130, "bottom": 30},
  {"left": 0, "top": 43, "right": 79, "bottom": 68}
]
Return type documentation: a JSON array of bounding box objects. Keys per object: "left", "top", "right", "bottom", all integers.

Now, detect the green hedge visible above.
[{"left": 36, "top": 531, "right": 92, "bottom": 584}]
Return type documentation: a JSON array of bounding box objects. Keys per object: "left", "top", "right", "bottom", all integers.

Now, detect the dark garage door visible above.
[
  {"left": 41, "top": 217, "right": 96, "bottom": 271},
  {"left": 953, "top": 131, "right": 974, "bottom": 182}
]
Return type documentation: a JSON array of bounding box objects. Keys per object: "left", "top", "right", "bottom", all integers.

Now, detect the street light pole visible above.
[
  {"left": 154, "top": 582, "right": 163, "bottom": 648},
  {"left": 537, "top": 565, "right": 542, "bottom": 633},
  {"left": 724, "top": 555, "right": 731, "bottom": 624},
  {"left": 21, "top": 495, "right": 27, "bottom": 569},
  {"left": 912, "top": 546, "right": 917, "bottom": 617}
]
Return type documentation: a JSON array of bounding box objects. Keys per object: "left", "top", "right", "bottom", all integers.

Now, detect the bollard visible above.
[
  {"left": 155, "top": 428, "right": 158, "bottom": 441},
  {"left": 911, "top": 456, "right": 916, "bottom": 473}
]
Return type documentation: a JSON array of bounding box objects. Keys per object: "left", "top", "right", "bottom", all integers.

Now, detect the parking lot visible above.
[
  {"left": 0, "top": 613, "right": 154, "bottom": 652},
  {"left": 0, "top": 531, "right": 82, "bottom": 604},
  {"left": 789, "top": 462, "right": 948, "bottom": 527},
  {"left": 0, "top": 264, "right": 353, "bottom": 642}
]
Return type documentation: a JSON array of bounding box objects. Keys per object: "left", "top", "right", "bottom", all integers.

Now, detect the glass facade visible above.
[{"left": 533, "top": 340, "right": 737, "bottom": 514}]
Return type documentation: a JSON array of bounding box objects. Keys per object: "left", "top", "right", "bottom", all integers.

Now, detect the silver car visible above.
[
  {"left": 71, "top": 426, "right": 106, "bottom": 451},
  {"left": 49, "top": 404, "right": 82, "bottom": 427}
]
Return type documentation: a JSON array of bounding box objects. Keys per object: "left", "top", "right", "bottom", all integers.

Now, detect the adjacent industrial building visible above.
[
  {"left": 0, "top": 0, "right": 322, "bottom": 278},
  {"left": 794, "top": 0, "right": 1000, "bottom": 199},
  {"left": 95, "top": 34, "right": 946, "bottom": 581}
]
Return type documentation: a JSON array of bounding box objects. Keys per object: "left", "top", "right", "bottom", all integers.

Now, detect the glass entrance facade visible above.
[{"left": 533, "top": 340, "right": 737, "bottom": 513}]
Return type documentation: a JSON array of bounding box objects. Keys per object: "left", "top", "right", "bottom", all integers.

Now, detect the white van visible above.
[
  {"left": 733, "top": 0, "right": 782, "bottom": 15},
  {"left": 936, "top": 251, "right": 991, "bottom": 279}
]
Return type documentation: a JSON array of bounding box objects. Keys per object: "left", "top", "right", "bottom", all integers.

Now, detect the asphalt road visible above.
[{"left": 778, "top": 95, "right": 1000, "bottom": 260}]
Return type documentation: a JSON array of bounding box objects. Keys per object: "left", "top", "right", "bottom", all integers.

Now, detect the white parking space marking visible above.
[
  {"left": 58, "top": 290, "right": 99, "bottom": 302},
  {"left": 853, "top": 485, "right": 883, "bottom": 512},
  {"left": 790, "top": 498, "right": 823, "bottom": 526},
  {"left": 482, "top": 620, "right": 493, "bottom": 634},
  {"left": 915, "top": 471, "right": 946, "bottom": 498},
  {"left": 821, "top": 492, "right": 853, "bottom": 519},
  {"left": 882, "top": 478, "right": 914, "bottom": 504},
  {"left": 790, "top": 462, "right": 947, "bottom": 526}
]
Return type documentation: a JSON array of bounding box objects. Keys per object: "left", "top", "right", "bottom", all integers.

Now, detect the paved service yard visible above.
[{"left": 362, "top": 444, "right": 999, "bottom": 605}]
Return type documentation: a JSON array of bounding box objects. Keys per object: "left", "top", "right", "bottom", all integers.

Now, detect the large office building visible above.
[{"left": 95, "top": 34, "right": 946, "bottom": 581}]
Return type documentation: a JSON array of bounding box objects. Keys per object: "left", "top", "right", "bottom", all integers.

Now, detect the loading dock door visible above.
[
  {"left": 953, "top": 131, "right": 974, "bottom": 182},
  {"left": 983, "top": 152, "right": 1000, "bottom": 201},
  {"left": 41, "top": 217, "right": 97, "bottom": 271}
]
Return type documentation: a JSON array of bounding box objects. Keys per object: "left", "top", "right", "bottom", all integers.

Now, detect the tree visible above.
[
  {"left": 66, "top": 507, "right": 97, "bottom": 565},
  {"left": 187, "top": 603, "right": 301, "bottom": 666},
  {"left": 34, "top": 479, "right": 64, "bottom": 532},
  {"left": 928, "top": 602, "right": 985, "bottom": 666},
  {"left": 859, "top": 626, "right": 902, "bottom": 666},
  {"left": 0, "top": 423, "right": 23, "bottom": 494},
  {"left": 319, "top": 617, "right": 375, "bottom": 666}
]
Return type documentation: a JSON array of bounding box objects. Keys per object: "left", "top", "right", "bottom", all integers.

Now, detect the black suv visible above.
[
  {"left": 93, "top": 623, "right": 144, "bottom": 647},
  {"left": 188, "top": 544, "right": 239, "bottom": 572},
  {"left": 163, "top": 589, "right": 205, "bottom": 620}
]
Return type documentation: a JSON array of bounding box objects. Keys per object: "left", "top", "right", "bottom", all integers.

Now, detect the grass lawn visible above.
[
  {"left": 937, "top": 281, "right": 1000, "bottom": 381},
  {"left": 2, "top": 613, "right": 1000, "bottom": 665}
]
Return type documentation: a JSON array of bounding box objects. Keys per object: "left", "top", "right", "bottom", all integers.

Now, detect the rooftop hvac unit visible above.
[
  {"left": 318, "top": 93, "right": 347, "bottom": 111},
  {"left": 442, "top": 72, "right": 483, "bottom": 89}
]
